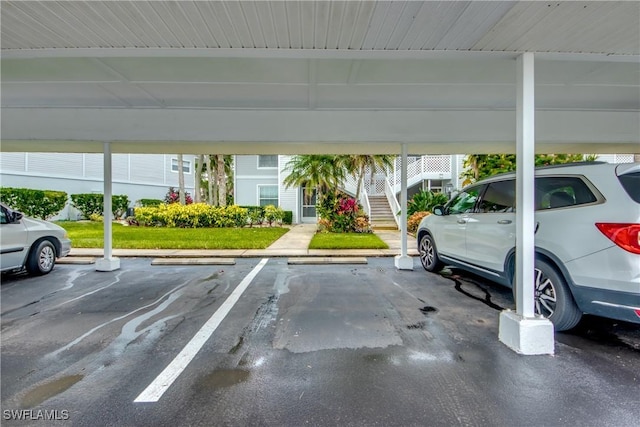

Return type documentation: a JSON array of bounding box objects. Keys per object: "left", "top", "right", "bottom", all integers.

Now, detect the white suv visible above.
[
  {"left": 0, "top": 203, "right": 71, "bottom": 275},
  {"left": 417, "top": 162, "right": 640, "bottom": 331}
]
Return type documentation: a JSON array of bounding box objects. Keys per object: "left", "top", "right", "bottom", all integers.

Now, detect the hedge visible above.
[
  {"left": 71, "top": 193, "right": 130, "bottom": 219},
  {"left": 0, "top": 187, "right": 68, "bottom": 219},
  {"left": 137, "top": 198, "right": 163, "bottom": 207},
  {"left": 134, "top": 203, "right": 249, "bottom": 228}
]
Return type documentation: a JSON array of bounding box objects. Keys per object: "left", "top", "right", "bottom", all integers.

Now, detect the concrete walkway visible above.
[{"left": 65, "top": 224, "right": 419, "bottom": 259}]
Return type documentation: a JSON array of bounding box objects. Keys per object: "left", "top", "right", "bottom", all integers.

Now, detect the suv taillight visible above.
[{"left": 595, "top": 223, "right": 640, "bottom": 255}]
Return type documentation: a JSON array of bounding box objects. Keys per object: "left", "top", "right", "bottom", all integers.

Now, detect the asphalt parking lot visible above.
[{"left": 2, "top": 258, "right": 639, "bottom": 426}]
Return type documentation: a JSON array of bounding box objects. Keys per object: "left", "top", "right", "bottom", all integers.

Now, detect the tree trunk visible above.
[
  {"left": 217, "top": 154, "right": 227, "bottom": 207},
  {"left": 355, "top": 164, "right": 366, "bottom": 200},
  {"left": 194, "top": 155, "right": 203, "bottom": 203},
  {"left": 177, "top": 154, "right": 186, "bottom": 204},
  {"left": 206, "top": 155, "right": 214, "bottom": 205}
]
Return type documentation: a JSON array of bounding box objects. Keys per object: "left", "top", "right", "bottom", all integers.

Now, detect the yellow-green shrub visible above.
[{"left": 134, "top": 203, "right": 249, "bottom": 228}]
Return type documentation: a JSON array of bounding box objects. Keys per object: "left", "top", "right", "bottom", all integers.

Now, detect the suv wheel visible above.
[
  {"left": 419, "top": 234, "right": 444, "bottom": 272},
  {"left": 514, "top": 259, "right": 582, "bottom": 331},
  {"left": 26, "top": 240, "right": 56, "bottom": 275}
]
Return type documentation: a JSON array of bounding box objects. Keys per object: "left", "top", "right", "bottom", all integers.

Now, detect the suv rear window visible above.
[
  {"left": 618, "top": 172, "right": 640, "bottom": 203},
  {"left": 536, "top": 176, "right": 598, "bottom": 210}
]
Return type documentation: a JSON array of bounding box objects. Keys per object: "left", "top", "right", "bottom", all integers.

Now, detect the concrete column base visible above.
[
  {"left": 394, "top": 255, "right": 413, "bottom": 270},
  {"left": 96, "top": 257, "right": 120, "bottom": 272},
  {"left": 498, "top": 310, "right": 554, "bottom": 355}
]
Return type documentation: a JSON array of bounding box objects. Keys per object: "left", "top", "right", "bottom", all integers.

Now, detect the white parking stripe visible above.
[{"left": 134, "top": 258, "right": 269, "bottom": 403}]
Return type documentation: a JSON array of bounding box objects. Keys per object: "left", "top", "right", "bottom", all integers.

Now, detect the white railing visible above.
[
  {"left": 389, "top": 155, "right": 453, "bottom": 194},
  {"left": 384, "top": 178, "right": 401, "bottom": 229},
  {"left": 360, "top": 190, "right": 371, "bottom": 218}
]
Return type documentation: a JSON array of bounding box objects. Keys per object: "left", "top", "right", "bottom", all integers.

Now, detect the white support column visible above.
[
  {"left": 95, "top": 142, "right": 120, "bottom": 272},
  {"left": 395, "top": 143, "right": 413, "bottom": 270},
  {"left": 499, "top": 52, "right": 553, "bottom": 355}
]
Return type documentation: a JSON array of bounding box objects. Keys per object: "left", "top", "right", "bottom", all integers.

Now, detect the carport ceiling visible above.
[{"left": 1, "top": 1, "right": 639, "bottom": 154}]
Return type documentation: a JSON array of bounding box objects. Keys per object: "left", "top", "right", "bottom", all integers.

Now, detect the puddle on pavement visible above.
[
  {"left": 199, "top": 272, "right": 221, "bottom": 284},
  {"left": 420, "top": 306, "right": 438, "bottom": 315},
  {"left": 195, "top": 369, "right": 250, "bottom": 390},
  {"left": 446, "top": 276, "right": 504, "bottom": 311},
  {"left": 21, "top": 375, "right": 83, "bottom": 408}
]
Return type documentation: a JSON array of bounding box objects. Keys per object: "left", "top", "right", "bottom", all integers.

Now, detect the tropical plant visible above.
[
  {"left": 461, "top": 154, "right": 598, "bottom": 185},
  {"left": 408, "top": 211, "right": 430, "bottom": 234},
  {"left": 337, "top": 155, "right": 395, "bottom": 199},
  {"left": 406, "top": 190, "right": 449, "bottom": 216},
  {"left": 176, "top": 154, "right": 186, "bottom": 204},
  {"left": 283, "top": 155, "right": 346, "bottom": 204},
  {"left": 165, "top": 187, "right": 193, "bottom": 205},
  {"left": 316, "top": 191, "right": 370, "bottom": 233}
]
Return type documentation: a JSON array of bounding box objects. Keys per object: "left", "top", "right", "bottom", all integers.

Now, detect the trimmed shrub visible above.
[
  {"left": 242, "top": 206, "right": 265, "bottom": 227},
  {"left": 112, "top": 195, "right": 130, "bottom": 219},
  {"left": 264, "top": 205, "right": 285, "bottom": 226},
  {"left": 137, "top": 198, "right": 163, "bottom": 207},
  {"left": 0, "top": 187, "right": 68, "bottom": 219},
  {"left": 71, "top": 193, "right": 130, "bottom": 219},
  {"left": 282, "top": 210, "right": 293, "bottom": 225},
  {"left": 134, "top": 203, "right": 250, "bottom": 228}
]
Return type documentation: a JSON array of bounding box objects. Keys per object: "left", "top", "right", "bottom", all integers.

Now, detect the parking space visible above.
[{"left": 2, "top": 258, "right": 639, "bottom": 426}]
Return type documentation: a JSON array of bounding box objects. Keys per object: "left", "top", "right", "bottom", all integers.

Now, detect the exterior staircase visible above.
[{"left": 368, "top": 196, "right": 398, "bottom": 230}]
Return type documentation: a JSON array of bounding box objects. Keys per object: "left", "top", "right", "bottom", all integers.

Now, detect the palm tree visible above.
[
  {"left": 283, "top": 155, "right": 346, "bottom": 202},
  {"left": 216, "top": 154, "right": 227, "bottom": 207},
  {"left": 194, "top": 154, "right": 204, "bottom": 202},
  {"left": 338, "top": 155, "right": 395, "bottom": 199},
  {"left": 176, "top": 154, "right": 186, "bottom": 204}
]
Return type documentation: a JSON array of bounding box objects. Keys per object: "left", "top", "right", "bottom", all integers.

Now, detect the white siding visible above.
[
  {"left": 0, "top": 152, "right": 195, "bottom": 219},
  {"left": 130, "top": 154, "right": 165, "bottom": 184},
  {"left": 278, "top": 155, "right": 299, "bottom": 223},
  {"left": 28, "top": 153, "right": 84, "bottom": 177},
  {"left": 84, "top": 154, "right": 104, "bottom": 179},
  {"left": 113, "top": 154, "right": 130, "bottom": 181},
  {"left": 235, "top": 155, "right": 279, "bottom": 178},
  {"left": 0, "top": 152, "right": 26, "bottom": 172}
]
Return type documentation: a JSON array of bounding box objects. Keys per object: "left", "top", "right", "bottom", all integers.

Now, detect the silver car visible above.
[
  {"left": 0, "top": 203, "right": 71, "bottom": 275},
  {"left": 417, "top": 162, "right": 640, "bottom": 331}
]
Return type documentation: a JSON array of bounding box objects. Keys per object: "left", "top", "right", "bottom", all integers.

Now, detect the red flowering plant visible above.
[
  {"left": 317, "top": 191, "right": 371, "bottom": 233},
  {"left": 164, "top": 187, "right": 193, "bottom": 205}
]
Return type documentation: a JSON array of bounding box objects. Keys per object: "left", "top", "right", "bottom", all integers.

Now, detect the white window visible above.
[
  {"left": 258, "top": 185, "right": 278, "bottom": 207},
  {"left": 171, "top": 158, "right": 191, "bottom": 174},
  {"left": 257, "top": 155, "right": 278, "bottom": 169}
]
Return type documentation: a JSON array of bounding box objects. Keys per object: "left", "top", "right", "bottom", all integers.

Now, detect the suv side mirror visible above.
[
  {"left": 433, "top": 205, "right": 445, "bottom": 216},
  {"left": 12, "top": 211, "right": 23, "bottom": 223}
]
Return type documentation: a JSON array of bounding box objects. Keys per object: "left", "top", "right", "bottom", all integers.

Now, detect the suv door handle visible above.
[
  {"left": 497, "top": 219, "right": 512, "bottom": 224},
  {"left": 457, "top": 219, "right": 467, "bottom": 224}
]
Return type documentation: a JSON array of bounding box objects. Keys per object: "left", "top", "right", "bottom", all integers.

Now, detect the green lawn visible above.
[
  {"left": 56, "top": 222, "right": 289, "bottom": 249},
  {"left": 309, "top": 232, "right": 389, "bottom": 250}
]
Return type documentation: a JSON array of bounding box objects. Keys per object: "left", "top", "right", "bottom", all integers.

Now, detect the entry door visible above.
[{"left": 301, "top": 188, "right": 317, "bottom": 223}]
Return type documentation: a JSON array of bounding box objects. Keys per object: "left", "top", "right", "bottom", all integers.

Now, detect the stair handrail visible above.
[
  {"left": 384, "top": 177, "right": 401, "bottom": 229},
  {"left": 359, "top": 189, "right": 371, "bottom": 219}
]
